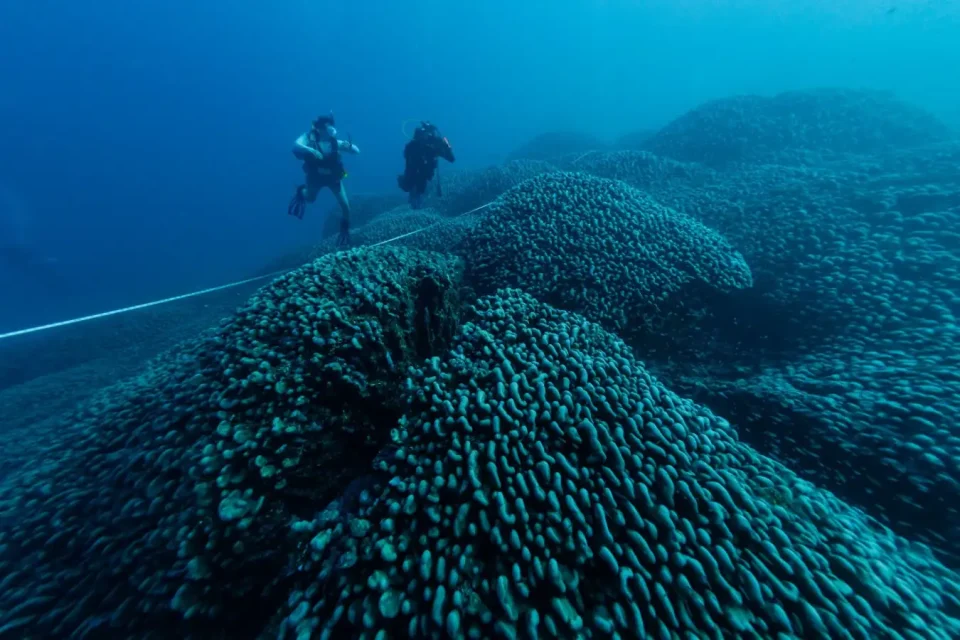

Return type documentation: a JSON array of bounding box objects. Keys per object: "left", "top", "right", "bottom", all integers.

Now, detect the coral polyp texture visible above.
[
  {"left": 462, "top": 172, "right": 753, "bottom": 343},
  {"left": 540, "top": 121, "right": 960, "bottom": 563},
  {"left": 0, "top": 247, "right": 462, "bottom": 638},
  {"left": 638, "top": 147, "right": 960, "bottom": 561},
  {"left": 2, "top": 87, "right": 960, "bottom": 639},
  {"left": 279, "top": 289, "right": 960, "bottom": 639}
]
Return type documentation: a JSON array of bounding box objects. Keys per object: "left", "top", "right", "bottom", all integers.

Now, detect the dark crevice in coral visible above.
[
  {"left": 240, "top": 270, "right": 466, "bottom": 637},
  {"left": 639, "top": 280, "right": 863, "bottom": 371},
  {"left": 412, "top": 274, "right": 460, "bottom": 359},
  {"left": 413, "top": 277, "right": 441, "bottom": 358},
  {"left": 897, "top": 192, "right": 960, "bottom": 217},
  {"left": 266, "top": 275, "right": 463, "bottom": 524}
]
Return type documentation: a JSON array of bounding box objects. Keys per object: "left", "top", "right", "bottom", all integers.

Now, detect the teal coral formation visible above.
[
  {"left": 3, "top": 88, "right": 960, "bottom": 638},
  {"left": 549, "top": 149, "right": 715, "bottom": 218},
  {"left": 279, "top": 289, "right": 960, "bottom": 639},
  {"left": 425, "top": 160, "right": 556, "bottom": 216},
  {"left": 645, "top": 88, "right": 954, "bottom": 167},
  {"left": 541, "top": 141, "right": 960, "bottom": 559},
  {"left": 462, "top": 172, "right": 753, "bottom": 341},
  {"left": 0, "top": 247, "right": 462, "bottom": 638},
  {"left": 550, "top": 148, "right": 712, "bottom": 188},
  {"left": 633, "top": 147, "right": 960, "bottom": 560}
]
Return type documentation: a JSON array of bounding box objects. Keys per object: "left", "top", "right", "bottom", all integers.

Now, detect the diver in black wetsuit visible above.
[
  {"left": 287, "top": 113, "right": 360, "bottom": 246},
  {"left": 397, "top": 122, "right": 455, "bottom": 209}
]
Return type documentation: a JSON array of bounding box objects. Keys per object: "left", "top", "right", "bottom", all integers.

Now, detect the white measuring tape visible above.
[
  {"left": 368, "top": 200, "right": 495, "bottom": 247},
  {"left": 569, "top": 149, "right": 600, "bottom": 166},
  {"left": 0, "top": 269, "right": 291, "bottom": 341},
  {"left": 0, "top": 200, "right": 498, "bottom": 342}
]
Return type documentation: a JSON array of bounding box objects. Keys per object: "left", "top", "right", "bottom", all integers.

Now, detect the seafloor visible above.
[{"left": 1, "top": 88, "right": 959, "bottom": 639}]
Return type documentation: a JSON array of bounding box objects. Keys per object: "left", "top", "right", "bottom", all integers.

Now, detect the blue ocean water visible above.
[
  {"left": 0, "top": 0, "right": 956, "bottom": 332},
  {"left": 1, "top": 1, "right": 960, "bottom": 638}
]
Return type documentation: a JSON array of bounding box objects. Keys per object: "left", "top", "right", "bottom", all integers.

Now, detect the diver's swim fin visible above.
[{"left": 288, "top": 186, "right": 306, "bottom": 219}]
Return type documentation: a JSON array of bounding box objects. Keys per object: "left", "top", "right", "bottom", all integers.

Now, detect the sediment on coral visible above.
[
  {"left": 0, "top": 247, "right": 463, "bottom": 639},
  {"left": 278, "top": 289, "right": 960, "bottom": 639}
]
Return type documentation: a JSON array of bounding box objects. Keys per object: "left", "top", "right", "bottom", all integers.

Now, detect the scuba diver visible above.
[
  {"left": 397, "top": 121, "right": 455, "bottom": 209},
  {"left": 288, "top": 113, "right": 360, "bottom": 246}
]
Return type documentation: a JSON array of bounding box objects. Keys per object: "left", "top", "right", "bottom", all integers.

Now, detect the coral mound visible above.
[
  {"left": 5, "top": 88, "right": 960, "bottom": 640},
  {"left": 646, "top": 88, "right": 954, "bottom": 167},
  {"left": 280, "top": 289, "right": 960, "bottom": 639},
  {"left": 552, "top": 149, "right": 716, "bottom": 211},
  {"left": 463, "top": 172, "right": 752, "bottom": 340},
  {"left": 0, "top": 247, "right": 462, "bottom": 638},
  {"left": 641, "top": 150, "right": 960, "bottom": 558}
]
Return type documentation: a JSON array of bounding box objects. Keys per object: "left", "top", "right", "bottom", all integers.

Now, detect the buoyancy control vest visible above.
[{"left": 305, "top": 130, "right": 345, "bottom": 178}]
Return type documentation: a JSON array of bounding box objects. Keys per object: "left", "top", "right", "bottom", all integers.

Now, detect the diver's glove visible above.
[
  {"left": 336, "top": 216, "right": 350, "bottom": 247},
  {"left": 288, "top": 186, "right": 306, "bottom": 219}
]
